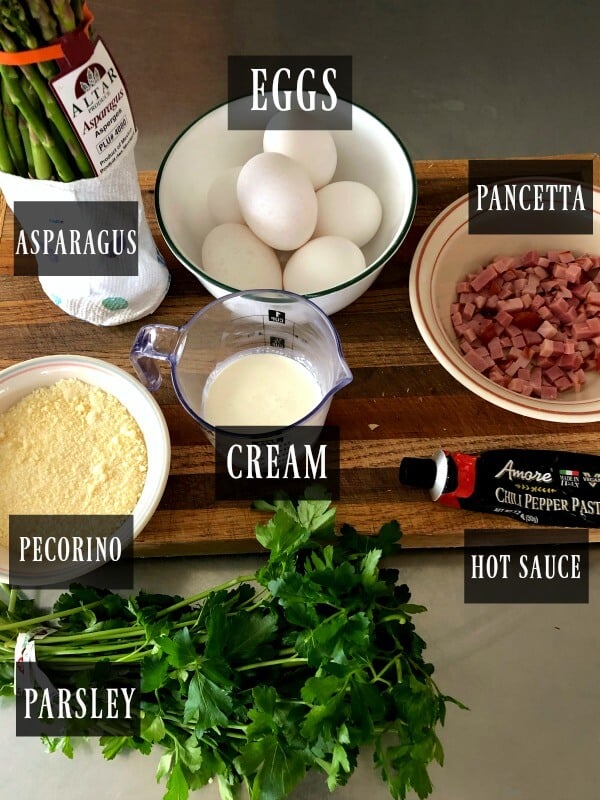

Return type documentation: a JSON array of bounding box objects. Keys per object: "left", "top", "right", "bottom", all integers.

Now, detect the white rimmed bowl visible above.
[
  {"left": 410, "top": 187, "right": 600, "bottom": 423},
  {"left": 155, "top": 97, "right": 416, "bottom": 315},
  {"left": 0, "top": 355, "right": 171, "bottom": 583}
]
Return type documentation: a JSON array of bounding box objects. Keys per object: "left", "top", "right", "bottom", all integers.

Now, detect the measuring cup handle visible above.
[{"left": 130, "top": 323, "right": 180, "bottom": 391}]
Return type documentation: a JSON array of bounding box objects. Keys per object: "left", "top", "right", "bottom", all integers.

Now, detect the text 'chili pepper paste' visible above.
[{"left": 400, "top": 448, "right": 600, "bottom": 527}]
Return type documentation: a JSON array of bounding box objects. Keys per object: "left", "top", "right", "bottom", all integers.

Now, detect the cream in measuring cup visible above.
[
  {"left": 130, "top": 289, "right": 352, "bottom": 439},
  {"left": 201, "top": 352, "right": 322, "bottom": 428}
]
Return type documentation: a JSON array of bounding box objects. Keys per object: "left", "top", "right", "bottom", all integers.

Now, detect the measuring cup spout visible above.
[
  {"left": 130, "top": 323, "right": 181, "bottom": 391},
  {"left": 334, "top": 357, "right": 353, "bottom": 391}
]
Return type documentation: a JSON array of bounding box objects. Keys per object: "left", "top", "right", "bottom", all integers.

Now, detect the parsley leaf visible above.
[
  {"left": 42, "top": 735, "right": 74, "bottom": 759},
  {"left": 183, "top": 670, "right": 233, "bottom": 730},
  {"left": 141, "top": 654, "right": 171, "bottom": 693},
  {"left": 158, "top": 627, "right": 197, "bottom": 669},
  {"left": 164, "top": 761, "right": 189, "bottom": 800},
  {"left": 141, "top": 712, "right": 166, "bottom": 743},
  {"left": 238, "top": 734, "right": 306, "bottom": 800}
]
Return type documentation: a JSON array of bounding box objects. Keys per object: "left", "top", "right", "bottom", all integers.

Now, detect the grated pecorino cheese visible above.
[{"left": 0, "top": 378, "right": 147, "bottom": 548}]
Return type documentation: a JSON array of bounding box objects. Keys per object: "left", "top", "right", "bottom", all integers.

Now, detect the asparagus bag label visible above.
[
  {"left": 0, "top": 147, "right": 171, "bottom": 325},
  {"left": 50, "top": 38, "right": 136, "bottom": 176}
]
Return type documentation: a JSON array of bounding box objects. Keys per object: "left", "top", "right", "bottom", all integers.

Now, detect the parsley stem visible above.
[
  {"left": 160, "top": 715, "right": 196, "bottom": 737},
  {"left": 407, "top": 656, "right": 441, "bottom": 695},
  {"left": 379, "top": 614, "right": 407, "bottom": 625},
  {"left": 0, "top": 599, "right": 105, "bottom": 632},
  {"left": 115, "top": 649, "right": 154, "bottom": 663},
  {"left": 155, "top": 575, "right": 256, "bottom": 619},
  {"left": 32, "top": 641, "right": 140, "bottom": 655},
  {"left": 1, "top": 617, "right": 210, "bottom": 649},
  {"left": 29, "top": 627, "right": 144, "bottom": 645},
  {"left": 237, "top": 656, "right": 308, "bottom": 671},
  {"left": 29, "top": 652, "right": 151, "bottom": 665},
  {"left": 115, "top": 641, "right": 150, "bottom": 663},
  {"left": 371, "top": 655, "right": 401, "bottom": 684},
  {"left": 278, "top": 646, "right": 296, "bottom": 656},
  {"left": 240, "top": 588, "right": 269, "bottom": 611}
]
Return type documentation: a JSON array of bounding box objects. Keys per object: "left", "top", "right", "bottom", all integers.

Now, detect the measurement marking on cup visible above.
[
  {"left": 270, "top": 336, "right": 285, "bottom": 348},
  {"left": 269, "top": 310, "right": 286, "bottom": 324}
]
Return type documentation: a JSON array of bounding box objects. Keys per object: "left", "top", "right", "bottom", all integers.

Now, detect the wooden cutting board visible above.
[{"left": 1, "top": 156, "right": 600, "bottom": 555}]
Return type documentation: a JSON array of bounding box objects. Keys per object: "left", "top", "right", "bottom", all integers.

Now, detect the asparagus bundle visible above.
[{"left": 0, "top": 0, "right": 95, "bottom": 181}]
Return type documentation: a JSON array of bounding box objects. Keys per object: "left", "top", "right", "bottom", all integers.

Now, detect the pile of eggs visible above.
[{"left": 202, "top": 126, "right": 383, "bottom": 295}]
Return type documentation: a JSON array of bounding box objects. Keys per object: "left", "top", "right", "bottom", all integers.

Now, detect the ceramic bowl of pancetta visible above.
[{"left": 410, "top": 187, "right": 600, "bottom": 422}]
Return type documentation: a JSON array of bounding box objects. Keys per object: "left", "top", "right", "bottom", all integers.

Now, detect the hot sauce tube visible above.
[{"left": 399, "top": 449, "right": 600, "bottom": 527}]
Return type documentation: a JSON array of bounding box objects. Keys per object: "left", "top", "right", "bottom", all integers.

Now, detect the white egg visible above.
[
  {"left": 263, "top": 126, "right": 337, "bottom": 190},
  {"left": 237, "top": 152, "right": 317, "bottom": 250},
  {"left": 314, "top": 181, "right": 383, "bottom": 247},
  {"left": 201, "top": 223, "right": 282, "bottom": 290},
  {"left": 283, "top": 236, "right": 366, "bottom": 294},
  {"left": 206, "top": 166, "right": 243, "bottom": 224}
]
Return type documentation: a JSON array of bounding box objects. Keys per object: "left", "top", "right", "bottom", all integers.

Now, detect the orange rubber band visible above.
[{"left": 0, "top": 3, "right": 94, "bottom": 66}]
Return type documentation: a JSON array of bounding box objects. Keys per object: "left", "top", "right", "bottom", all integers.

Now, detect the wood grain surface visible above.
[{"left": 1, "top": 157, "right": 599, "bottom": 554}]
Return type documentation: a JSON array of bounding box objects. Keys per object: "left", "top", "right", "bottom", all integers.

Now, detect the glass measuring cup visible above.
[{"left": 130, "top": 290, "right": 353, "bottom": 440}]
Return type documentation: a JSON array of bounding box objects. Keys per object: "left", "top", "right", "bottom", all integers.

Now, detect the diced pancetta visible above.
[
  {"left": 451, "top": 248, "right": 600, "bottom": 397},
  {"left": 470, "top": 264, "right": 498, "bottom": 292},
  {"left": 541, "top": 386, "right": 558, "bottom": 400},
  {"left": 537, "top": 320, "right": 559, "bottom": 339},
  {"left": 464, "top": 348, "right": 492, "bottom": 373}
]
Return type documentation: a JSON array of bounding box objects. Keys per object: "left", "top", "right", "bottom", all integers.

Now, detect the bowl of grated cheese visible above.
[{"left": 0, "top": 355, "right": 171, "bottom": 584}]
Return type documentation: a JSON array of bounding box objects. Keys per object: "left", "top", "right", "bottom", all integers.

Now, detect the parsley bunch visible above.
[{"left": 0, "top": 500, "right": 465, "bottom": 800}]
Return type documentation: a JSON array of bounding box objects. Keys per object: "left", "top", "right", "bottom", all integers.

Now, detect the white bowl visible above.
[
  {"left": 410, "top": 188, "right": 600, "bottom": 423},
  {"left": 155, "top": 97, "right": 416, "bottom": 315},
  {"left": 0, "top": 355, "right": 171, "bottom": 583}
]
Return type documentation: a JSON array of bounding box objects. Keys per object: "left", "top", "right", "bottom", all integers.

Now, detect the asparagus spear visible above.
[
  {"left": 28, "top": 121, "right": 53, "bottom": 179},
  {"left": 0, "top": 2, "right": 58, "bottom": 81},
  {"left": 0, "top": 28, "right": 93, "bottom": 178},
  {"left": 21, "top": 75, "right": 67, "bottom": 176},
  {"left": 0, "top": 61, "right": 75, "bottom": 181},
  {"left": 71, "top": 0, "right": 85, "bottom": 25},
  {"left": 22, "top": 61, "right": 93, "bottom": 176},
  {"left": 0, "top": 84, "right": 15, "bottom": 174},
  {"left": 48, "top": 0, "right": 77, "bottom": 34},
  {"left": 0, "top": 2, "right": 38, "bottom": 50},
  {"left": 21, "top": 74, "right": 42, "bottom": 112},
  {"left": 24, "top": 0, "right": 59, "bottom": 44},
  {"left": 1, "top": 75, "right": 28, "bottom": 176},
  {"left": 18, "top": 111, "right": 34, "bottom": 176}
]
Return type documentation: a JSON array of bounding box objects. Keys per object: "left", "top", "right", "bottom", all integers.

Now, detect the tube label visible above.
[{"left": 449, "top": 449, "right": 600, "bottom": 527}]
